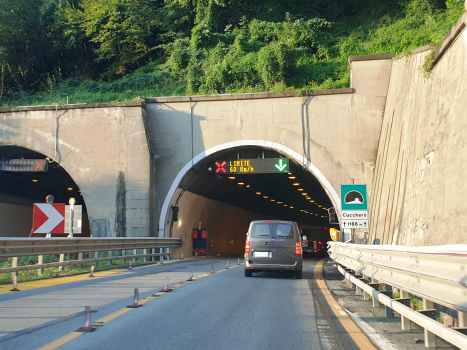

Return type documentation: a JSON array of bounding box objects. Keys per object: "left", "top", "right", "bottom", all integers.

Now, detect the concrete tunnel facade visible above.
[{"left": 0, "top": 54, "right": 393, "bottom": 254}]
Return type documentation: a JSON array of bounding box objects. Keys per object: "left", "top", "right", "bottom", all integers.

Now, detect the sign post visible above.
[{"left": 340, "top": 184, "right": 369, "bottom": 230}]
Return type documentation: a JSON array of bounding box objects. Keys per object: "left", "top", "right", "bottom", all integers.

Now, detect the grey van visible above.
[{"left": 244, "top": 220, "right": 303, "bottom": 279}]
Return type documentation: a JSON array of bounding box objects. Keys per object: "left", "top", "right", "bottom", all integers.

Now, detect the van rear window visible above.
[
  {"left": 251, "top": 223, "right": 273, "bottom": 237},
  {"left": 251, "top": 222, "right": 294, "bottom": 238}
]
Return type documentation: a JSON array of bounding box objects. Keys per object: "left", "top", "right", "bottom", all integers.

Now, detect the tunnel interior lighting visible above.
[
  {"left": 238, "top": 182, "right": 244, "bottom": 185},
  {"left": 263, "top": 196, "right": 268, "bottom": 198},
  {"left": 283, "top": 204, "right": 288, "bottom": 207},
  {"left": 306, "top": 197, "right": 311, "bottom": 199},
  {"left": 32, "top": 179, "right": 38, "bottom": 183},
  {"left": 246, "top": 185, "right": 250, "bottom": 188},
  {"left": 300, "top": 210, "right": 304, "bottom": 212},
  {"left": 67, "top": 187, "right": 73, "bottom": 191},
  {"left": 290, "top": 206, "right": 294, "bottom": 209},
  {"left": 228, "top": 176, "right": 235, "bottom": 180},
  {"left": 270, "top": 199, "right": 275, "bottom": 202},
  {"left": 301, "top": 193, "right": 307, "bottom": 196},
  {"left": 310, "top": 200, "right": 315, "bottom": 203},
  {"left": 298, "top": 188, "right": 303, "bottom": 191},
  {"left": 288, "top": 176, "right": 296, "bottom": 179},
  {"left": 293, "top": 183, "right": 300, "bottom": 186},
  {"left": 256, "top": 192, "right": 261, "bottom": 195},
  {"left": 318, "top": 205, "right": 322, "bottom": 207},
  {"left": 277, "top": 201, "right": 282, "bottom": 204}
]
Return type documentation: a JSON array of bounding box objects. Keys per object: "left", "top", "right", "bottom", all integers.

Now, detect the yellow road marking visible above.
[
  {"left": 36, "top": 331, "right": 84, "bottom": 350},
  {"left": 95, "top": 308, "right": 132, "bottom": 324},
  {"left": 314, "top": 259, "right": 377, "bottom": 350}
]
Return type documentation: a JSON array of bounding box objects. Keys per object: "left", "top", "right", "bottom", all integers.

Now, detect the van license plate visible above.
[{"left": 253, "top": 251, "right": 270, "bottom": 258}]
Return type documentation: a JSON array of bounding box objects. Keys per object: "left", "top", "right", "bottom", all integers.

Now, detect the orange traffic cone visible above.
[{"left": 127, "top": 288, "right": 142, "bottom": 308}]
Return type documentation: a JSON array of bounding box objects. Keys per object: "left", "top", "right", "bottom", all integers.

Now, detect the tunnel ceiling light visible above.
[
  {"left": 283, "top": 204, "right": 288, "bottom": 207},
  {"left": 321, "top": 216, "right": 326, "bottom": 218},
  {"left": 246, "top": 185, "right": 250, "bottom": 188},
  {"left": 277, "top": 202, "right": 282, "bottom": 204},
  {"left": 298, "top": 189, "right": 304, "bottom": 191},
  {"left": 293, "top": 183, "right": 300, "bottom": 186},
  {"left": 238, "top": 182, "right": 244, "bottom": 185},
  {"left": 306, "top": 197, "right": 311, "bottom": 199},
  {"left": 67, "top": 187, "right": 73, "bottom": 191},
  {"left": 318, "top": 205, "right": 322, "bottom": 207},
  {"left": 288, "top": 176, "right": 296, "bottom": 179},
  {"left": 290, "top": 206, "right": 294, "bottom": 209},
  {"left": 310, "top": 200, "right": 315, "bottom": 203},
  {"left": 228, "top": 176, "right": 235, "bottom": 180},
  {"left": 270, "top": 199, "right": 275, "bottom": 202},
  {"left": 301, "top": 193, "right": 307, "bottom": 196},
  {"left": 256, "top": 192, "right": 261, "bottom": 195},
  {"left": 315, "top": 214, "right": 319, "bottom": 216},
  {"left": 263, "top": 196, "right": 268, "bottom": 199},
  {"left": 32, "top": 179, "right": 38, "bottom": 183},
  {"left": 300, "top": 210, "right": 304, "bottom": 212}
]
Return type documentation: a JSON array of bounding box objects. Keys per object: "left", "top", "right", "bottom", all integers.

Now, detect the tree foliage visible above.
[{"left": 0, "top": 0, "right": 464, "bottom": 103}]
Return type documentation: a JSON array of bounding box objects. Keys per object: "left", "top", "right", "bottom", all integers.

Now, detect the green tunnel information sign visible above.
[{"left": 214, "top": 158, "right": 289, "bottom": 174}]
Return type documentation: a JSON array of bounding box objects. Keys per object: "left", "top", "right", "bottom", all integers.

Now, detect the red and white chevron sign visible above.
[{"left": 33, "top": 203, "right": 66, "bottom": 234}]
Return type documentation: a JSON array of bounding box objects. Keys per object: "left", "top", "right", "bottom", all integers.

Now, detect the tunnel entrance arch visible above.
[
  {"left": 0, "top": 146, "right": 90, "bottom": 237},
  {"left": 159, "top": 140, "right": 341, "bottom": 238}
]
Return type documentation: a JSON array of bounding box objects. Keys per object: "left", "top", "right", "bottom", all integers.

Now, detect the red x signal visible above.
[
  {"left": 35, "top": 160, "right": 46, "bottom": 171},
  {"left": 216, "top": 161, "right": 226, "bottom": 173}
]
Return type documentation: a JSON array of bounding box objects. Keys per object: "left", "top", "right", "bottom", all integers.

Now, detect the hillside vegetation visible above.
[{"left": 0, "top": 0, "right": 464, "bottom": 107}]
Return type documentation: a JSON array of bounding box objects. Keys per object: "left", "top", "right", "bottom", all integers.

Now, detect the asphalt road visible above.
[{"left": 0, "top": 257, "right": 361, "bottom": 350}]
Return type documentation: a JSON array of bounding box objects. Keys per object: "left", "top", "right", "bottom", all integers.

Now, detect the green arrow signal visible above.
[{"left": 275, "top": 159, "right": 287, "bottom": 172}]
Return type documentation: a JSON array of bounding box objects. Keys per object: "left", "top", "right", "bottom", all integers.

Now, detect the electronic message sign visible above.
[
  {"left": 214, "top": 158, "right": 289, "bottom": 174},
  {"left": 0, "top": 159, "right": 48, "bottom": 172}
]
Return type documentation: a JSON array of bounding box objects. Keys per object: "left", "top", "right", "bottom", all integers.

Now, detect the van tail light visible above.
[
  {"left": 295, "top": 242, "right": 301, "bottom": 255},
  {"left": 245, "top": 241, "right": 251, "bottom": 254}
]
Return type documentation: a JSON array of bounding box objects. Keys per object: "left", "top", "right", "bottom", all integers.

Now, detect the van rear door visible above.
[
  {"left": 272, "top": 222, "right": 297, "bottom": 265},
  {"left": 249, "top": 222, "right": 275, "bottom": 264}
]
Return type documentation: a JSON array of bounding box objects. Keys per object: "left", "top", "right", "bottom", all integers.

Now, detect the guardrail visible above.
[
  {"left": 328, "top": 242, "right": 467, "bottom": 349},
  {"left": 0, "top": 237, "right": 181, "bottom": 274}
]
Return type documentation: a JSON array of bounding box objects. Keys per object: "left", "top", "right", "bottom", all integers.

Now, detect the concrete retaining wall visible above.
[{"left": 369, "top": 15, "right": 467, "bottom": 245}]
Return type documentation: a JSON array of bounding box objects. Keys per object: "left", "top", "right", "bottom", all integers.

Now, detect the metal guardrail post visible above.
[
  {"left": 108, "top": 251, "right": 112, "bottom": 265},
  {"left": 401, "top": 290, "right": 411, "bottom": 330},
  {"left": 459, "top": 311, "right": 466, "bottom": 327},
  {"left": 423, "top": 299, "right": 436, "bottom": 347},
  {"left": 122, "top": 250, "right": 125, "bottom": 264},
  {"left": 143, "top": 249, "right": 147, "bottom": 262},
  {"left": 384, "top": 285, "right": 394, "bottom": 317},
  {"left": 59, "top": 254, "right": 64, "bottom": 272},
  {"left": 133, "top": 249, "right": 137, "bottom": 263},
  {"left": 38, "top": 255, "right": 43, "bottom": 276},
  {"left": 11, "top": 257, "right": 18, "bottom": 277},
  {"left": 78, "top": 253, "right": 83, "bottom": 269},
  {"left": 371, "top": 278, "right": 380, "bottom": 307}
]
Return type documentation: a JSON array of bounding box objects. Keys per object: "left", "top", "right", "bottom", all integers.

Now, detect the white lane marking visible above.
[
  {"left": 333, "top": 304, "right": 341, "bottom": 309},
  {"left": 339, "top": 311, "right": 347, "bottom": 316},
  {"left": 347, "top": 310, "right": 400, "bottom": 350}
]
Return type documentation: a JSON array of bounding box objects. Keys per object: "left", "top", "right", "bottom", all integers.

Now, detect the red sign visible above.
[{"left": 33, "top": 204, "right": 65, "bottom": 234}]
